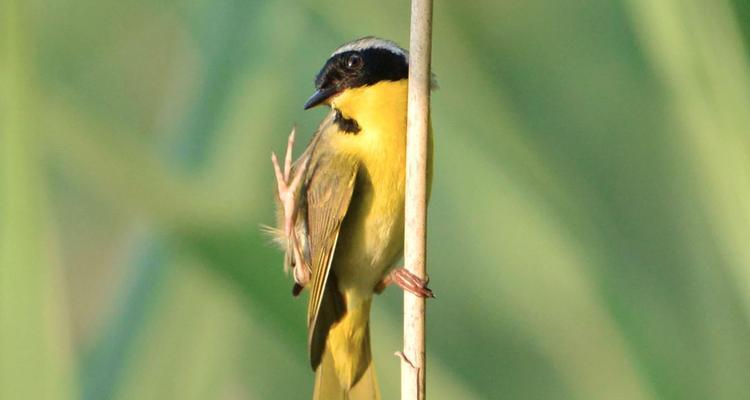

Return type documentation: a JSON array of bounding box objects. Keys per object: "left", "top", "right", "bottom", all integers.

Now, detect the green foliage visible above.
[
  {"left": 2, "top": 0, "right": 750, "bottom": 398},
  {"left": 1, "top": 2, "right": 75, "bottom": 399}
]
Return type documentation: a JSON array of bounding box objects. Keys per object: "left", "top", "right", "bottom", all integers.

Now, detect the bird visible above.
[{"left": 269, "top": 37, "right": 434, "bottom": 400}]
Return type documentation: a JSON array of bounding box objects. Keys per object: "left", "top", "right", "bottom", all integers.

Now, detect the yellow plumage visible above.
[
  {"left": 324, "top": 80, "right": 411, "bottom": 394},
  {"left": 329, "top": 80, "right": 409, "bottom": 295}
]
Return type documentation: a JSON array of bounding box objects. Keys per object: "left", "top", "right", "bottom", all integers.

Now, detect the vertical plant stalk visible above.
[{"left": 402, "top": 0, "right": 433, "bottom": 398}]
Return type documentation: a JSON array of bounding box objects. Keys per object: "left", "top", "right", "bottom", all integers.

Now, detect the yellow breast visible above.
[
  {"left": 329, "top": 80, "right": 410, "bottom": 291},
  {"left": 321, "top": 78, "right": 433, "bottom": 385}
]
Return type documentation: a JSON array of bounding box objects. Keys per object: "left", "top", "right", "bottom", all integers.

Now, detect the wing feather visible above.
[{"left": 303, "top": 151, "right": 359, "bottom": 369}]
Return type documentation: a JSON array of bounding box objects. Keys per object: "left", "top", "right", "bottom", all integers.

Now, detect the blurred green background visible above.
[{"left": 3, "top": 0, "right": 750, "bottom": 399}]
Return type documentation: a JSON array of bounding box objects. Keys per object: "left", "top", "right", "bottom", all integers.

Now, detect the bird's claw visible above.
[{"left": 376, "top": 267, "right": 435, "bottom": 298}]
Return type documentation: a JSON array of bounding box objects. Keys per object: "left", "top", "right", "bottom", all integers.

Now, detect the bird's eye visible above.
[{"left": 346, "top": 54, "right": 363, "bottom": 70}]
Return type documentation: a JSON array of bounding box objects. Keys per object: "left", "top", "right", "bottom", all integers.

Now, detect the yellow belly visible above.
[{"left": 334, "top": 165, "right": 405, "bottom": 293}]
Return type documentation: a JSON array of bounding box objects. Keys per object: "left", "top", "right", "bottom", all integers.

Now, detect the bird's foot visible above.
[
  {"left": 375, "top": 267, "right": 434, "bottom": 298},
  {"left": 272, "top": 126, "right": 310, "bottom": 287},
  {"left": 272, "top": 126, "right": 306, "bottom": 236}
]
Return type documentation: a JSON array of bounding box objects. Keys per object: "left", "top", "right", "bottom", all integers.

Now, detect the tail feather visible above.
[
  {"left": 349, "top": 361, "right": 380, "bottom": 400},
  {"left": 313, "top": 347, "right": 380, "bottom": 400},
  {"left": 312, "top": 299, "right": 380, "bottom": 399}
]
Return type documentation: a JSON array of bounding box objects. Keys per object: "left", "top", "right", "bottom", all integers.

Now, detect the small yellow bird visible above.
[{"left": 270, "top": 37, "right": 433, "bottom": 399}]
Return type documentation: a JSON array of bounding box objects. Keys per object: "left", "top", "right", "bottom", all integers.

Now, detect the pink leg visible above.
[
  {"left": 375, "top": 267, "right": 434, "bottom": 298},
  {"left": 272, "top": 127, "right": 306, "bottom": 238},
  {"left": 272, "top": 127, "right": 310, "bottom": 287}
]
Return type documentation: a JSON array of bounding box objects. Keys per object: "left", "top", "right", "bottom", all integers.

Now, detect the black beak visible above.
[{"left": 303, "top": 86, "right": 338, "bottom": 110}]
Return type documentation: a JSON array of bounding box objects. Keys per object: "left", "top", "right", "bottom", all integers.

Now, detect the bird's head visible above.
[{"left": 303, "top": 37, "right": 409, "bottom": 110}]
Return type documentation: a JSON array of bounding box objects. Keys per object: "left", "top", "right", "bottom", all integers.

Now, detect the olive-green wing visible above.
[{"left": 303, "top": 149, "right": 359, "bottom": 370}]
